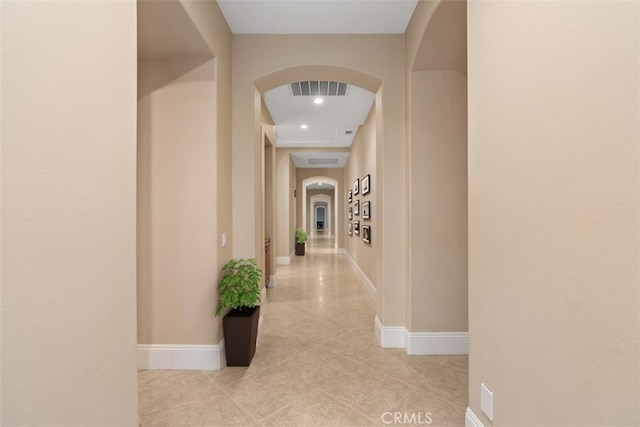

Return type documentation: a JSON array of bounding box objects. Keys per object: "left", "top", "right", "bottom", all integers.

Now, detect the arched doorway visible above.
[{"left": 302, "top": 177, "right": 337, "bottom": 247}]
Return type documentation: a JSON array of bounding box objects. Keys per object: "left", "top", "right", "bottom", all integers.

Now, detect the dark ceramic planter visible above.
[
  {"left": 295, "top": 242, "right": 306, "bottom": 256},
  {"left": 223, "top": 306, "right": 260, "bottom": 366}
]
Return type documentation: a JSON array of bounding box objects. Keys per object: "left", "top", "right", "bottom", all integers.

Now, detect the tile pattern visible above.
[{"left": 138, "top": 237, "right": 468, "bottom": 426}]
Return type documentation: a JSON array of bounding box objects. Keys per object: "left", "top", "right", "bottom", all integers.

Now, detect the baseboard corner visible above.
[
  {"left": 374, "top": 316, "right": 405, "bottom": 348},
  {"left": 465, "top": 407, "right": 484, "bottom": 427}
]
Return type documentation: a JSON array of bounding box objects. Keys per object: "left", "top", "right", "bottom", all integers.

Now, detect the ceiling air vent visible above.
[
  {"left": 290, "top": 81, "right": 349, "bottom": 97},
  {"left": 308, "top": 158, "right": 339, "bottom": 165}
]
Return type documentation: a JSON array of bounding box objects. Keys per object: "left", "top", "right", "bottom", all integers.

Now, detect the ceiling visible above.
[
  {"left": 217, "top": 1, "right": 418, "bottom": 35},
  {"left": 218, "top": 0, "right": 418, "bottom": 168},
  {"left": 264, "top": 82, "right": 376, "bottom": 149},
  {"left": 307, "top": 182, "right": 335, "bottom": 191}
]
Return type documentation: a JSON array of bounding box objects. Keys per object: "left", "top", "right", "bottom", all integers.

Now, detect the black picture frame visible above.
[
  {"left": 348, "top": 223, "right": 353, "bottom": 236},
  {"left": 362, "top": 201, "right": 370, "bottom": 219},
  {"left": 348, "top": 207, "right": 353, "bottom": 220},
  {"left": 354, "top": 220, "right": 360, "bottom": 235},
  {"left": 348, "top": 190, "right": 352, "bottom": 203},
  {"left": 353, "top": 178, "right": 359, "bottom": 195},
  {"left": 354, "top": 200, "right": 359, "bottom": 216},
  {"left": 362, "top": 174, "right": 371, "bottom": 195},
  {"left": 362, "top": 225, "right": 371, "bottom": 243}
]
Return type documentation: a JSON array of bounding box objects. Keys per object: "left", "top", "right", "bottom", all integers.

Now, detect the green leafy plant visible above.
[
  {"left": 215, "top": 258, "right": 262, "bottom": 316},
  {"left": 295, "top": 228, "right": 308, "bottom": 244}
]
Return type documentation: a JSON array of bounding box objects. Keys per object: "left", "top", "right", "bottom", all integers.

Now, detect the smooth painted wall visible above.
[
  {"left": 408, "top": 70, "right": 467, "bottom": 333},
  {"left": 1, "top": 1, "right": 138, "bottom": 424},
  {"left": 137, "top": 0, "right": 232, "bottom": 345},
  {"left": 468, "top": 1, "right": 639, "bottom": 424},
  {"left": 276, "top": 149, "right": 295, "bottom": 259},
  {"left": 137, "top": 58, "right": 219, "bottom": 344}
]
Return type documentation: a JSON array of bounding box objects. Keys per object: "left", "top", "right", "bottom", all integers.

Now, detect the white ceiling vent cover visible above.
[
  {"left": 308, "top": 158, "right": 339, "bottom": 165},
  {"left": 290, "top": 81, "right": 349, "bottom": 97}
]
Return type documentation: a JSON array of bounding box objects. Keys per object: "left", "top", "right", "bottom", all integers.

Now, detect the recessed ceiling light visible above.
[
  {"left": 300, "top": 124, "right": 308, "bottom": 129},
  {"left": 318, "top": 182, "right": 323, "bottom": 186},
  {"left": 313, "top": 97, "right": 324, "bottom": 105}
]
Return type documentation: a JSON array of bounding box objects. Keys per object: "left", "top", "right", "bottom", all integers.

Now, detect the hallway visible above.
[{"left": 138, "top": 237, "right": 468, "bottom": 425}]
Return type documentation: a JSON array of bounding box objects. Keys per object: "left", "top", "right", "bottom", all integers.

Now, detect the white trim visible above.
[
  {"left": 276, "top": 256, "right": 291, "bottom": 265},
  {"left": 405, "top": 331, "right": 468, "bottom": 355},
  {"left": 337, "top": 247, "right": 346, "bottom": 255},
  {"left": 375, "top": 316, "right": 405, "bottom": 348},
  {"left": 373, "top": 317, "right": 469, "bottom": 355},
  {"left": 266, "top": 275, "right": 276, "bottom": 288},
  {"left": 465, "top": 407, "right": 484, "bottom": 427},
  {"left": 137, "top": 343, "right": 224, "bottom": 371},
  {"left": 342, "top": 250, "right": 376, "bottom": 302}
]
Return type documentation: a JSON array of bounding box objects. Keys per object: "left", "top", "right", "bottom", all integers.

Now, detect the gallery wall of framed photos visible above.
[{"left": 347, "top": 173, "right": 372, "bottom": 245}]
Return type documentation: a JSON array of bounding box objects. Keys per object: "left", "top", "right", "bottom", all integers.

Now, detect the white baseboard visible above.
[
  {"left": 342, "top": 250, "right": 376, "bottom": 303},
  {"left": 137, "top": 343, "right": 224, "bottom": 371},
  {"left": 465, "top": 407, "right": 484, "bottom": 427},
  {"left": 276, "top": 256, "right": 291, "bottom": 265},
  {"left": 375, "top": 316, "right": 405, "bottom": 348},
  {"left": 139, "top": 311, "right": 266, "bottom": 371},
  {"left": 337, "top": 248, "right": 346, "bottom": 255},
  {"left": 266, "top": 275, "right": 276, "bottom": 288},
  {"left": 406, "top": 331, "right": 468, "bottom": 355},
  {"left": 374, "top": 317, "right": 469, "bottom": 355}
]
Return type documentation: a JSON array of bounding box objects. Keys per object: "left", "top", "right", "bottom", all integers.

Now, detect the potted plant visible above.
[
  {"left": 216, "top": 258, "right": 262, "bottom": 366},
  {"left": 295, "top": 228, "right": 308, "bottom": 256}
]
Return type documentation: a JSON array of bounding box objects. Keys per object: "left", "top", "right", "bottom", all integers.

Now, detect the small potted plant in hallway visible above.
[
  {"left": 295, "top": 228, "right": 308, "bottom": 256},
  {"left": 216, "top": 258, "right": 262, "bottom": 366}
]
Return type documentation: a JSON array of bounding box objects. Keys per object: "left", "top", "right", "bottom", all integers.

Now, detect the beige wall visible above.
[
  {"left": 408, "top": 70, "right": 467, "bottom": 333},
  {"left": 1, "top": 1, "right": 138, "bottom": 424},
  {"left": 233, "top": 35, "right": 406, "bottom": 326},
  {"left": 137, "top": 58, "right": 218, "bottom": 344},
  {"left": 180, "top": 0, "right": 234, "bottom": 289},
  {"left": 404, "top": 0, "right": 468, "bottom": 335},
  {"left": 137, "top": 0, "right": 232, "bottom": 345},
  {"left": 275, "top": 150, "right": 294, "bottom": 258},
  {"left": 345, "top": 109, "right": 377, "bottom": 287},
  {"left": 468, "top": 1, "right": 639, "bottom": 424},
  {"left": 260, "top": 99, "right": 276, "bottom": 277}
]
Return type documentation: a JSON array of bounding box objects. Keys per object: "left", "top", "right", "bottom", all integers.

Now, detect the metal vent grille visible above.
[{"left": 290, "top": 81, "right": 349, "bottom": 96}]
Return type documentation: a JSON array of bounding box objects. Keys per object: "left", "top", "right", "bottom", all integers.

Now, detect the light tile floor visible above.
[{"left": 138, "top": 237, "right": 468, "bottom": 426}]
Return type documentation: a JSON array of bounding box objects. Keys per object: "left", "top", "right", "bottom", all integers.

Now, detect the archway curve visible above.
[
  {"left": 302, "top": 176, "right": 339, "bottom": 249},
  {"left": 411, "top": 0, "right": 467, "bottom": 74},
  {"left": 254, "top": 65, "right": 382, "bottom": 95},
  {"left": 256, "top": 65, "right": 381, "bottom": 255}
]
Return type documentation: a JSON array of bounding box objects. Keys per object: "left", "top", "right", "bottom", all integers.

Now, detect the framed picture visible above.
[
  {"left": 348, "top": 207, "right": 353, "bottom": 220},
  {"left": 362, "top": 174, "right": 371, "bottom": 195},
  {"left": 362, "top": 225, "right": 371, "bottom": 243},
  {"left": 348, "top": 223, "right": 353, "bottom": 236},
  {"left": 354, "top": 220, "right": 360, "bottom": 235},
  {"left": 362, "top": 201, "right": 370, "bottom": 219},
  {"left": 353, "top": 178, "right": 359, "bottom": 195},
  {"left": 348, "top": 190, "right": 352, "bottom": 203},
  {"left": 354, "top": 200, "right": 359, "bottom": 216}
]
